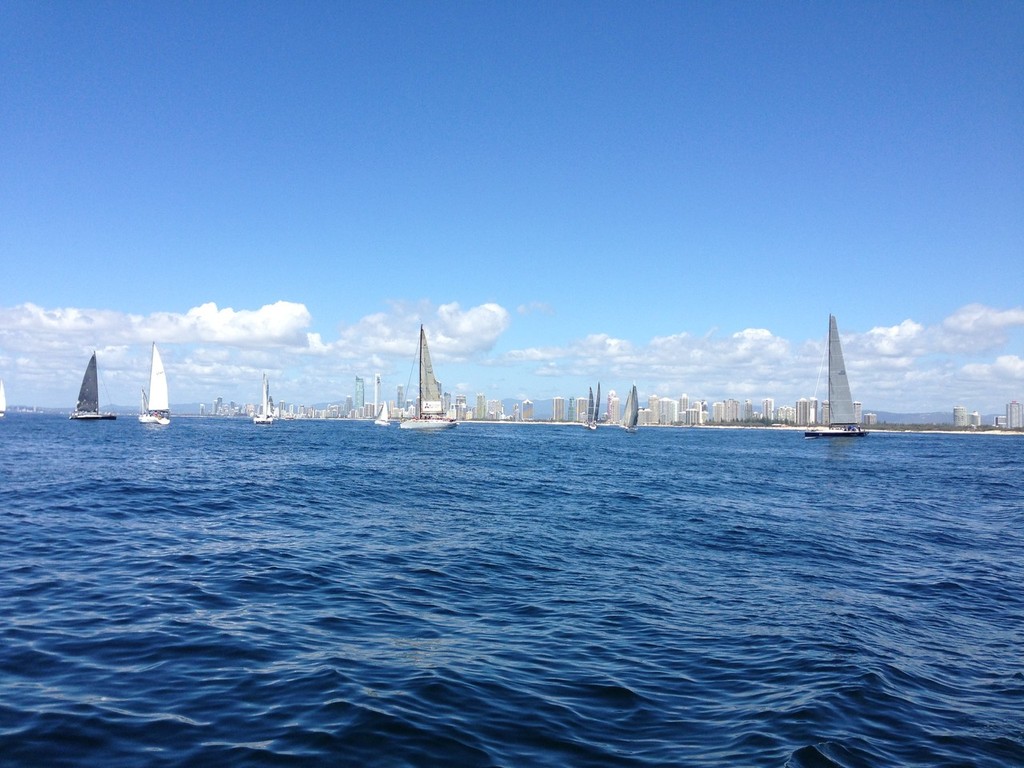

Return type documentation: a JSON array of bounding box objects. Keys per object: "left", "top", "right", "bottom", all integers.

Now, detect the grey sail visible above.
[
  {"left": 827, "top": 315, "right": 856, "bottom": 425},
  {"left": 622, "top": 384, "right": 639, "bottom": 430},
  {"left": 418, "top": 325, "right": 443, "bottom": 416},
  {"left": 76, "top": 353, "right": 100, "bottom": 414}
]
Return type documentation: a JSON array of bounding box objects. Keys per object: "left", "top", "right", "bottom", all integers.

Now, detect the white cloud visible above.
[{"left": 1, "top": 299, "right": 1021, "bottom": 413}]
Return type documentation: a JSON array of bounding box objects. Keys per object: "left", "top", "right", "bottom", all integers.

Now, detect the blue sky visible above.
[{"left": 1, "top": 1, "right": 1022, "bottom": 413}]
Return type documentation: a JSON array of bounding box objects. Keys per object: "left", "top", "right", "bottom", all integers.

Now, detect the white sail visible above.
[
  {"left": 0, "top": 378, "right": 6, "bottom": 416},
  {"left": 400, "top": 325, "right": 456, "bottom": 430},
  {"left": 374, "top": 400, "right": 390, "bottom": 426},
  {"left": 254, "top": 373, "right": 274, "bottom": 425},
  {"left": 139, "top": 343, "right": 170, "bottom": 424},
  {"left": 827, "top": 315, "right": 856, "bottom": 425},
  {"left": 622, "top": 384, "right": 639, "bottom": 431},
  {"left": 148, "top": 343, "right": 169, "bottom": 412}
]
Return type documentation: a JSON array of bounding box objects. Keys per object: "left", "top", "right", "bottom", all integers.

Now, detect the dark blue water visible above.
[{"left": 1, "top": 415, "right": 1021, "bottom": 767}]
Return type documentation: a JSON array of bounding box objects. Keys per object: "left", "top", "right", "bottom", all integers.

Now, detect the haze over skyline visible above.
[{"left": 2, "top": 3, "right": 1021, "bottom": 412}]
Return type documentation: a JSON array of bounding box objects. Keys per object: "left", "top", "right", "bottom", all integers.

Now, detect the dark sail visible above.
[{"left": 76, "top": 353, "right": 100, "bottom": 414}]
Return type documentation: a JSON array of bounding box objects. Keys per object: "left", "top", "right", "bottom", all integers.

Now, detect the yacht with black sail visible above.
[
  {"left": 805, "top": 315, "right": 866, "bottom": 438},
  {"left": 70, "top": 351, "right": 117, "bottom": 420}
]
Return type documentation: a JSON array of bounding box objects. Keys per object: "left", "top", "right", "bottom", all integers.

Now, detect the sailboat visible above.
[
  {"left": 138, "top": 343, "right": 170, "bottom": 425},
  {"left": 805, "top": 315, "right": 866, "bottom": 438},
  {"left": 399, "top": 325, "right": 456, "bottom": 430},
  {"left": 253, "top": 373, "right": 274, "bottom": 425},
  {"left": 0, "top": 378, "right": 6, "bottom": 418},
  {"left": 70, "top": 352, "right": 117, "bottom": 420},
  {"left": 584, "top": 383, "right": 601, "bottom": 429},
  {"left": 374, "top": 399, "right": 391, "bottom": 426},
  {"left": 621, "top": 384, "right": 639, "bottom": 432}
]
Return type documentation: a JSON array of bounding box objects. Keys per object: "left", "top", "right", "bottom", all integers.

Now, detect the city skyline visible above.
[{"left": 2, "top": 5, "right": 1021, "bottom": 412}]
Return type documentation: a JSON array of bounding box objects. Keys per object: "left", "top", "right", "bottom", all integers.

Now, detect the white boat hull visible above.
[
  {"left": 399, "top": 418, "right": 457, "bottom": 431},
  {"left": 253, "top": 416, "right": 274, "bottom": 425},
  {"left": 139, "top": 414, "right": 170, "bottom": 426}
]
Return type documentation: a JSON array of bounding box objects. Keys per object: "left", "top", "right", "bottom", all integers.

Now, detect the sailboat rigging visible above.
[
  {"left": 139, "top": 343, "right": 170, "bottom": 425},
  {"left": 70, "top": 352, "right": 117, "bottom": 420},
  {"left": 805, "top": 315, "right": 866, "bottom": 438},
  {"left": 399, "top": 325, "right": 456, "bottom": 430}
]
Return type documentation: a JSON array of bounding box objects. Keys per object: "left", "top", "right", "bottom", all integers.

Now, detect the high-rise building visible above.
[
  {"left": 552, "top": 396, "right": 566, "bottom": 422},
  {"left": 712, "top": 401, "right": 725, "bottom": 422},
  {"left": 354, "top": 377, "right": 365, "bottom": 410},
  {"left": 796, "top": 398, "right": 811, "bottom": 426},
  {"left": 953, "top": 405, "right": 968, "bottom": 427},
  {"left": 1007, "top": 400, "right": 1023, "bottom": 429},
  {"left": 455, "top": 394, "right": 468, "bottom": 420},
  {"left": 374, "top": 373, "right": 381, "bottom": 411},
  {"left": 853, "top": 401, "right": 862, "bottom": 424},
  {"left": 607, "top": 390, "right": 620, "bottom": 424},
  {"left": 522, "top": 399, "right": 534, "bottom": 421},
  {"left": 396, "top": 385, "right": 405, "bottom": 409},
  {"left": 679, "top": 394, "right": 689, "bottom": 413},
  {"left": 647, "top": 395, "right": 660, "bottom": 424},
  {"left": 475, "top": 393, "right": 486, "bottom": 420},
  {"left": 762, "top": 398, "right": 775, "bottom": 422}
]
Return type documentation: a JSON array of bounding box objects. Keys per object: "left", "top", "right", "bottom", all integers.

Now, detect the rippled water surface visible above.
[{"left": 1, "top": 415, "right": 1022, "bottom": 766}]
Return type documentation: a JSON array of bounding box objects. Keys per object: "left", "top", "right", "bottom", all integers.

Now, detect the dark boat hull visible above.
[{"left": 805, "top": 427, "right": 866, "bottom": 438}]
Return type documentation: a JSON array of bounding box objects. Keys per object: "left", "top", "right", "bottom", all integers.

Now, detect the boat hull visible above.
[
  {"left": 253, "top": 416, "right": 274, "bottom": 425},
  {"left": 139, "top": 414, "right": 170, "bottom": 425},
  {"left": 70, "top": 412, "right": 117, "bottom": 420},
  {"left": 804, "top": 427, "right": 867, "bottom": 438},
  {"left": 399, "top": 418, "right": 457, "bottom": 431}
]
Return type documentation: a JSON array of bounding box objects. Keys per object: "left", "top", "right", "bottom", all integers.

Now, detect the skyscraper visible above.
[
  {"left": 552, "top": 396, "right": 566, "bottom": 422},
  {"left": 953, "top": 405, "right": 968, "bottom": 427},
  {"left": 354, "top": 377, "right": 365, "bottom": 410},
  {"left": 1007, "top": 400, "right": 1023, "bottom": 429}
]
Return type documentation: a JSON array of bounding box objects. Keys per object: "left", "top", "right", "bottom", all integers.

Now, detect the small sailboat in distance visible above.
[
  {"left": 805, "top": 315, "right": 866, "bottom": 438},
  {"left": 70, "top": 352, "right": 117, "bottom": 420},
  {"left": 374, "top": 399, "right": 391, "bottom": 426},
  {"left": 584, "top": 383, "right": 601, "bottom": 429},
  {"left": 399, "top": 325, "right": 456, "bottom": 430},
  {"left": 622, "top": 384, "right": 639, "bottom": 432},
  {"left": 139, "top": 343, "right": 170, "bottom": 425},
  {"left": 253, "top": 373, "right": 274, "bottom": 425},
  {"left": 0, "top": 378, "right": 6, "bottom": 418}
]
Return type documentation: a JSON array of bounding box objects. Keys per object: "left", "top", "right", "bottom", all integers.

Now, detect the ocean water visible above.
[{"left": 1, "top": 415, "right": 1022, "bottom": 767}]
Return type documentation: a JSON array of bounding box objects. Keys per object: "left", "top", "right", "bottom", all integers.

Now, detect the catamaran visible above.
[
  {"left": 70, "top": 352, "right": 117, "bottom": 420},
  {"left": 399, "top": 325, "right": 456, "bottom": 430},
  {"left": 253, "top": 373, "right": 274, "bottom": 425},
  {"left": 805, "top": 315, "right": 866, "bottom": 438},
  {"left": 139, "top": 343, "right": 170, "bottom": 425},
  {"left": 622, "top": 384, "right": 639, "bottom": 432}
]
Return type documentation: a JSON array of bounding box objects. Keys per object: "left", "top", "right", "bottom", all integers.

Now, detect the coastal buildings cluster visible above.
[{"left": 202, "top": 375, "right": 1023, "bottom": 430}]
